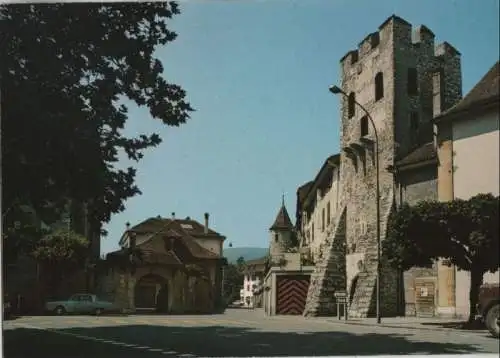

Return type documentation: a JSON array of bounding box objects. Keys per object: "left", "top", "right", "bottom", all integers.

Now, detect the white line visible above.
[{"left": 12, "top": 322, "right": 184, "bottom": 355}]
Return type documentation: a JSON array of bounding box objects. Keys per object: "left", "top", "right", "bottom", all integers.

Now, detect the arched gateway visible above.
[{"left": 134, "top": 274, "right": 168, "bottom": 311}]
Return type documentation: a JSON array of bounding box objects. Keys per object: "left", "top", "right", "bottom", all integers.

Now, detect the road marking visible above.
[{"left": 11, "top": 322, "right": 187, "bottom": 356}]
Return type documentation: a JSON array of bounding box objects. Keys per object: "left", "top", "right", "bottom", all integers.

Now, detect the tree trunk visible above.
[{"left": 468, "top": 267, "right": 484, "bottom": 323}]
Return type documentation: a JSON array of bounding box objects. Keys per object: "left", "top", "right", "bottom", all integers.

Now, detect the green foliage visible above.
[
  {"left": 385, "top": 194, "right": 499, "bottom": 273},
  {"left": 1, "top": 2, "right": 193, "bottom": 235},
  {"left": 32, "top": 228, "right": 89, "bottom": 268},
  {"left": 222, "top": 257, "right": 246, "bottom": 303},
  {"left": 385, "top": 193, "right": 499, "bottom": 321}
]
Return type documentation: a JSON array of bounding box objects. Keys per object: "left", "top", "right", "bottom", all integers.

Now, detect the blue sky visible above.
[{"left": 102, "top": 0, "right": 499, "bottom": 255}]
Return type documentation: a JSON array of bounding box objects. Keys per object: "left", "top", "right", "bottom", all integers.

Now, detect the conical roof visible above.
[{"left": 269, "top": 203, "right": 293, "bottom": 231}]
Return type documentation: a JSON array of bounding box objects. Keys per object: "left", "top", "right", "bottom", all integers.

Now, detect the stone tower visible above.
[
  {"left": 304, "top": 15, "right": 462, "bottom": 318},
  {"left": 269, "top": 197, "right": 295, "bottom": 258}
]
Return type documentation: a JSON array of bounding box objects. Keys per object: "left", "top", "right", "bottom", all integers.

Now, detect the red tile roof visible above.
[{"left": 130, "top": 217, "right": 224, "bottom": 239}]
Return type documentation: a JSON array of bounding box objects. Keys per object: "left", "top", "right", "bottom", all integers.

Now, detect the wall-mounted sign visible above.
[{"left": 420, "top": 287, "right": 428, "bottom": 297}]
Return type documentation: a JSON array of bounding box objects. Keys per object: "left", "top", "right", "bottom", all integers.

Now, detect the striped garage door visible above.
[{"left": 276, "top": 275, "right": 310, "bottom": 315}]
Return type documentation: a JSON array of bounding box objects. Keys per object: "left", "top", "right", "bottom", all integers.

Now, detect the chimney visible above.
[
  {"left": 171, "top": 212, "right": 175, "bottom": 220},
  {"left": 129, "top": 232, "right": 136, "bottom": 249},
  {"left": 204, "top": 212, "right": 209, "bottom": 234}
]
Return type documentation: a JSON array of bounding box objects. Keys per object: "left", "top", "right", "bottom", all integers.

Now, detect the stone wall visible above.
[
  {"left": 303, "top": 208, "right": 347, "bottom": 316},
  {"left": 98, "top": 264, "right": 216, "bottom": 314}
]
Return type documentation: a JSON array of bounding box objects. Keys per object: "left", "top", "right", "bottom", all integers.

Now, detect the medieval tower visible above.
[{"left": 304, "top": 15, "right": 462, "bottom": 317}]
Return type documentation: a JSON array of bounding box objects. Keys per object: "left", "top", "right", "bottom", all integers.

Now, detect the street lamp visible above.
[{"left": 329, "top": 85, "right": 381, "bottom": 324}]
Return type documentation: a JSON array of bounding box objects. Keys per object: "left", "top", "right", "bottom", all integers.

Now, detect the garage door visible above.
[{"left": 276, "top": 275, "right": 310, "bottom": 315}]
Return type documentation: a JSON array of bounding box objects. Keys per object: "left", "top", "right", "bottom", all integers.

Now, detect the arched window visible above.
[
  {"left": 274, "top": 233, "right": 279, "bottom": 242},
  {"left": 348, "top": 92, "right": 355, "bottom": 118},
  {"left": 360, "top": 116, "right": 369, "bottom": 137},
  {"left": 375, "top": 72, "right": 384, "bottom": 101}
]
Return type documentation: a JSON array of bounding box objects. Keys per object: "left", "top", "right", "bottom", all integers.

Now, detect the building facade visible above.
[
  {"left": 297, "top": 155, "right": 341, "bottom": 264},
  {"left": 435, "top": 61, "right": 499, "bottom": 318},
  {"left": 100, "top": 213, "right": 226, "bottom": 313},
  {"left": 241, "top": 257, "right": 267, "bottom": 307},
  {"left": 304, "top": 14, "right": 463, "bottom": 318}
]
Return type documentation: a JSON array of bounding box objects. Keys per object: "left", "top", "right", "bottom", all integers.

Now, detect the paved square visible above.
[{"left": 3, "top": 309, "right": 499, "bottom": 357}]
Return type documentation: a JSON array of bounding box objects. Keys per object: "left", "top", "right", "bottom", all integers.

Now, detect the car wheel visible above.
[
  {"left": 485, "top": 303, "right": 500, "bottom": 338},
  {"left": 54, "top": 306, "right": 66, "bottom": 316},
  {"left": 95, "top": 308, "right": 103, "bottom": 316}
]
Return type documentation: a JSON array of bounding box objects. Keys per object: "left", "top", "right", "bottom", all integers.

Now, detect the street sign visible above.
[{"left": 334, "top": 291, "right": 347, "bottom": 299}]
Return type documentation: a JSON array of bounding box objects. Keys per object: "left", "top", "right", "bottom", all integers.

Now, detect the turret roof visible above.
[{"left": 269, "top": 203, "right": 294, "bottom": 231}]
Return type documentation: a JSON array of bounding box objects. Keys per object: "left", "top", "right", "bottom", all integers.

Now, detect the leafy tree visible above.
[
  {"left": 384, "top": 194, "right": 499, "bottom": 322},
  {"left": 31, "top": 228, "right": 89, "bottom": 297},
  {"left": 222, "top": 257, "right": 248, "bottom": 304},
  {"left": 1, "top": 3, "right": 193, "bottom": 241}
]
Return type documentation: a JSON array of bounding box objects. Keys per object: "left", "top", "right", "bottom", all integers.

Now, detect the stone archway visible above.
[{"left": 134, "top": 274, "right": 167, "bottom": 310}]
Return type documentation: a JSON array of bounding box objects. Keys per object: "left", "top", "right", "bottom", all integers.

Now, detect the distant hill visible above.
[{"left": 223, "top": 247, "right": 268, "bottom": 263}]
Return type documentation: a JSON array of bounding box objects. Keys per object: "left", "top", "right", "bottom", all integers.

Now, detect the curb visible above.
[{"left": 322, "top": 319, "right": 486, "bottom": 333}]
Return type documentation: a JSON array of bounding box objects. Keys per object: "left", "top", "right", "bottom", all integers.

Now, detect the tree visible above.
[
  {"left": 31, "top": 228, "right": 89, "bottom": 297},
  {"left": 1, "top": 3, "right": 193, "bottom": 239},
  {"left": 384, "top": 194, "right": 499, "bottom": 323},
  {"left": 222, "top": 257, "right": 247, "bottom": 304}
]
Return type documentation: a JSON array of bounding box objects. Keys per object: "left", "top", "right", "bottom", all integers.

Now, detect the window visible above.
[
  {"left": 247, "top": 285, "right": 250, "bottom": 291},
  {"left": 410, "top": 112, "right": 420, "bottom": 144},
  {"left": 348, "top": 92, "right": 356, "bottom": 118},
  {"left": 360, "top": 116, "right": 369, "bottom": 137},
  {"left": 321, "top": 208, "right": 325, "bottom": 232},
  {"left": 311, "top": 223, "right": 315, "bottom": 241},
  {"left": 274, "top": 233, "right": 279, "bottom": 242},
  {"left": 408, "top": 68, "right": 418, "bottom": 95},
  {"left": 327, "top": 202, "right": 331, "bottom": 225},
  {"left": 375, "top": 72, "right": 384, "bottom": 101}
]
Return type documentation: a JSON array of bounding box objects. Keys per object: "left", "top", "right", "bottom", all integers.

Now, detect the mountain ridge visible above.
[{"left": 223, "top": 247, "right": 268, "bottom": 263}]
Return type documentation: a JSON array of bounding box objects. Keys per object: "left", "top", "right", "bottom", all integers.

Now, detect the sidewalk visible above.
[{"left": 317, "top": 316, "right": 486, "bottom": 333}]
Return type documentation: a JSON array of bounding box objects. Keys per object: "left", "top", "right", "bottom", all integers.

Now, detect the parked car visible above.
[
  {"left": 45, "top": 294, "right": 121, "bottom": 316},
  {"left": 477, "top": 283, "right": 499, "bottom": 338}
]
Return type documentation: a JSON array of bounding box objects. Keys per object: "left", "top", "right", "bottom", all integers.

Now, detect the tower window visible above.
[
  {"left": 375, "top": 72, "right": 384, "bottom": 101},
  {"left": 348, "top": 92, "right": 356, "bottom": 118},
  {"left": 360, "top": 116, "right": 369, "bottom": 137},
  {"left": 311, "top": 223, "right": 315, "bottom": 241},
  {"left": 408, "top": 68, "right": 418, "bottom": 95},
  {"left": 274, "top": 233, "right": 279, "bottom": 242}
]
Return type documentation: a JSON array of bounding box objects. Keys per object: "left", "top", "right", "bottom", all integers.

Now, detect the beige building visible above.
[
  {"left": 434, "top": 61, "right": 499, "bottom": 318},
  {"left": 296, "top": 154, "right": 341, "bottom": 263},
  {"left": 100, "top": 213, "right": 226, "bottom": 313}
]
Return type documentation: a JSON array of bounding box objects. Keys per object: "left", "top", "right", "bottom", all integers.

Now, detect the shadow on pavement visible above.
[
  {"left": 3, "top": 323, "right": 492, "bottom": 357},
  {"left": 421, "top": 320, "right": 487, "bottom": 331}
]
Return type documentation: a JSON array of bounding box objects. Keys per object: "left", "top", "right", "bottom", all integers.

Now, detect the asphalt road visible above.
[{"left": 3, "top": 309, "right": 499, "bottom": 357}]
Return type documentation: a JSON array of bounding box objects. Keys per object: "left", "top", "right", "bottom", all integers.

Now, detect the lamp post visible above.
[{"left": 329, "top": 85, "right": 381, "bottom": 324}]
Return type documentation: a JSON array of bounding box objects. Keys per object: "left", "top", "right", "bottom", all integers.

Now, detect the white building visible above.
[
  {"left": 240, "top": 257, "right": 267, "bottom": 307},
  {"left": 435, "top": 60, "right": 499, "bottom": 318},
  {"left": 296, "top": 154, "right": 341, "bottom": 263}
]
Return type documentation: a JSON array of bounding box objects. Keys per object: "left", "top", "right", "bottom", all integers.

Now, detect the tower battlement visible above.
[{"left": 340, "top": 14, "right": 460, "bottom": 71}]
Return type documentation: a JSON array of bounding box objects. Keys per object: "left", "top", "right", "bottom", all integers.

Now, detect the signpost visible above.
[{"left": 334, "top": 291, "right": 348, "bottom": 321}]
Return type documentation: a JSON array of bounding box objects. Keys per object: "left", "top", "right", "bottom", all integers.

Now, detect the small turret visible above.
[{"left": 269, "top": 195, "right": 295, "bottom": 257}]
